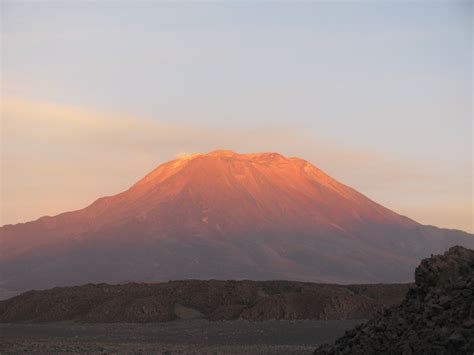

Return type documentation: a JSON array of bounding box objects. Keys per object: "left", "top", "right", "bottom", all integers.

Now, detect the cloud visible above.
[{"left": 1, "top": 97, "right": 472, "bottom": 232}]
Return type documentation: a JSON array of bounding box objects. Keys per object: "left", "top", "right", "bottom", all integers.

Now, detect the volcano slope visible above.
[
  {"left": 1, "top": 150, "right": 473, "bottom": 293},
  {"left": 314, "top": 246, "right": 474, "bottom": 355}
]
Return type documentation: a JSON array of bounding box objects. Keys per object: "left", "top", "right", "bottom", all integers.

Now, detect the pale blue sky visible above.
[{"left": 1, "top": 1, "right": 473, "bottom": 231}]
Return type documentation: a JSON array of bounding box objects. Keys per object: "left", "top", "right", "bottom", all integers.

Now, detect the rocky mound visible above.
[
  {"left": 315, "top": 246, "right": 474, "bottom": 355},
  {"left": 0, "top": 280, "right": 410, "bottom": 323}
]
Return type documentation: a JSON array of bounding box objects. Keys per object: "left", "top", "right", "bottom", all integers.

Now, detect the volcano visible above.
[{"left": 1, "top": 150, "right": 472, "bottom": 293}]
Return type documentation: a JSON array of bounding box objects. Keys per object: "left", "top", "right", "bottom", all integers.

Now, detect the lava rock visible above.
[{"left": 314, "top": 246, "right": 474, "bottom": 355}]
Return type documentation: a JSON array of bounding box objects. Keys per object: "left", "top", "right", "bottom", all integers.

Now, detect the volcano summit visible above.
[{"left": 1, "top": 150, "right": 472, "bottom": 292}]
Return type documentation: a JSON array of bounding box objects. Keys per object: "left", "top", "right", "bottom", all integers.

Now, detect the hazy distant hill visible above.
[{"left": 0, "top": 280, "right": 411, "bottom": 323}]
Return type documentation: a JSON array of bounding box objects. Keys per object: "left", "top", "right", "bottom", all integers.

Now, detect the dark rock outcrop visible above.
[
  {"left": 314, "top": 246, "right": 474, "bottom": 355},
  {"left": 0, "top": 280, "right": 410, "bottom": 323}
]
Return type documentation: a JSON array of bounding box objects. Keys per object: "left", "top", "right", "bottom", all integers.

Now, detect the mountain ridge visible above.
[{"left": 0, "top": 280, "right": 412, "bottom": 323}]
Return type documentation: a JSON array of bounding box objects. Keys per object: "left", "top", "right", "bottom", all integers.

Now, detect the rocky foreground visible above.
[
  {"left": 0, "top": 280, "right": 409, "bottom": 323},
  {"left": 315, "top": 246, "right": 474, "bottom": 355}
]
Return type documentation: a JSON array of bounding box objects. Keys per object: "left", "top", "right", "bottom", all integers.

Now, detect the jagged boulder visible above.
[{"left": 314, "top": 246, "right": 474, "bottom": 355}]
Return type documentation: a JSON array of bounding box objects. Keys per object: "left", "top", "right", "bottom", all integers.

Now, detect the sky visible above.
[{"left": 1, "top": 1, "right": 472, "bottom": 232}]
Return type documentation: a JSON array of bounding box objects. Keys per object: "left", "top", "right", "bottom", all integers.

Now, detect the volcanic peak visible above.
[
  {"left": 207, "top": 149, "right": 239, "bottom": 157},
  {"left": 204, "top": 150, "right": 287, "bottom": 161},
  {"left": 1, "top": 149, "right": 473, "bottom": 292},
  {"left": 156, "top": 150, "right": 296, "bottom": 177}
]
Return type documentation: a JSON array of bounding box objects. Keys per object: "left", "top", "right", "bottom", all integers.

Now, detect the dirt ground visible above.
[{"left": 0, "top": 319, "right": 362, "bottom": 354}]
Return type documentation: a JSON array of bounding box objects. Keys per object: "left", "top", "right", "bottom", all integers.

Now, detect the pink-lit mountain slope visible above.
[{"left": 1, "top": 150, "right": 472, "bottom": 293}]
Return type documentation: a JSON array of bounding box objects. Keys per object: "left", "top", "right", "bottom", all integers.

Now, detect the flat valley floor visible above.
[{"left": 0, "top": 319, "right": 362, "bottom": 354}]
